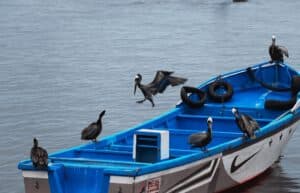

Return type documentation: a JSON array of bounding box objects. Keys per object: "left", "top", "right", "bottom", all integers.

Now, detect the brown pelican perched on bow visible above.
[
  {"left": 269, "top": 35, "right": 289, "bottom": 63},
  {"left": 81, "top": 110, "right": 106, "bottom": 142},
  {"left": 31, "top": 138, "right": 48, "bottom": 170},
  {"left": 134, "top": 71, "right": 187, "bottom": 107},
  {"left": 189, "top": 117, "right": 213, "bottom": 151},
  {"left": 232, "top": 108, "right": 260, "bottom": 139}
]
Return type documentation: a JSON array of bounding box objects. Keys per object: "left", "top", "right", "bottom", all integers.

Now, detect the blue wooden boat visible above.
[{"left": 18, "top": 61, "right": 300, "bottom": 193}]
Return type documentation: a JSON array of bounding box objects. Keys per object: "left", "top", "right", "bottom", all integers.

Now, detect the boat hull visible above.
[
  {"left": 106, "top": 120, "right": 299, "bottom": 193},
  {"left": 21, "top": 120, "right": 299, "bottom": 193}
]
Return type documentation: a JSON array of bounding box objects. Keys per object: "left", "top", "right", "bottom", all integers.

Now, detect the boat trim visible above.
[
  {"left": 22, "top": 171, "right": 48, "bottom": 179},
  {"left": 110, "top": 153, "right": 221, "bottom": 184},
  {"left": 165, "top": 157, "right": 220, "bottom": 193}
]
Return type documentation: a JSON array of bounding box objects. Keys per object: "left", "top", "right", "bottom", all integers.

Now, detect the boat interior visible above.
[{"left": 49, "top": 107, "right": 274, "bottom": 169}]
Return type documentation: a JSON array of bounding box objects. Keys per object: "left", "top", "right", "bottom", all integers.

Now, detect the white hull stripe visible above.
[
  {"left": 182, "top": 158, "right": 220, "bottom": 193},
  {"left": 166, "top": 158, "right": 220, "bottom": 193},
  {"left": 110, "top": 154, "right": 221, "bottom": 184},
  {"left": 22, "top": 171, "right": 48, "bottom": 179}
]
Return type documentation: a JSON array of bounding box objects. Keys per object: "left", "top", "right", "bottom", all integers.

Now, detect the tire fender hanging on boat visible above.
[
  {"left": 208, "top": 81, "right": 233, "bottom": 102},
  {"left": 291, "top": 75, "right": 300, "bottom": 95},
  {"left": 265, "top": 75, "right": 300, "bottom": 110},
  {"left": 180, "top": 86, "right": 206, "bottom": 108},
  {"left": 246, "top": 67, "right": 291, "bottom": 92}
]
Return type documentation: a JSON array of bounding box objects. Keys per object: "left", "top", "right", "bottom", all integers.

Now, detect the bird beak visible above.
[{"left": 134, "top": 82, "right": 137, "bottom": 95}]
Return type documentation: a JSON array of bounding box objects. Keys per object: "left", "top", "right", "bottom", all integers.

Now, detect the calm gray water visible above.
[{"left": 1, "top": 0, "right": 300, "bottom": 192}]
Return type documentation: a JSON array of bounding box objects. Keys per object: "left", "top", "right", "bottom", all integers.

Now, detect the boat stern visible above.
[
  {"left": 18, "top": 161, "right": 111, "bottom": 193},
  {"left": 22, "top": 170, "right": 50, "bottom": 193}
]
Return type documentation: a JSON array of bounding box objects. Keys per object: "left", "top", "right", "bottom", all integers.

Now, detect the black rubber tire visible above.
[
  {"left": 208, "top": 81, "right": 233, "bottom": 102},
  {"left": 246, "top": 67, "right": 291, "bottom": 92},
  {"left": 180, "top": 86, "right": 206, "bottom": 108},
  {"left": 265, "top": 95, "right": 297, "bottom": 110},
  {"left": 265, "top": 75, "right": 300, "bottom": 110},
  {"left": 292, "top": 75, "right": 300, "bottom": 95}
]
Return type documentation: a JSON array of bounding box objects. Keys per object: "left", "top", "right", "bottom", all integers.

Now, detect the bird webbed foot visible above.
[
  {"left": 147, "top": 98, "right": 155, "bottom": 107},
  {"left": 136, "top": 99, "right": 146, "bottom": 104},
  {"left": 151, "top": 101, "right": 155, "bottom": 107}
]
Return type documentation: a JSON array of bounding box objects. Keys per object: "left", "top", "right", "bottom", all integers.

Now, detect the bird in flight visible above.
[{"left": 134, "top": 71, "right": 187, "bottom": 107}]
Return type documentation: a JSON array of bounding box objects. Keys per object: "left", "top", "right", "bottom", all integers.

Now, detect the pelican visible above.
[
  {"left": 269, "top": 35, "right": 289, "bottom": 63},
  {"left": 232, "top": 108, "right": 259, "bottom": 139},
  {"left": 134, "top": 71, "right": 187, "bottom": 107},
  {"left": 189, "top": 117, "right": 213, "bottom": 151}
]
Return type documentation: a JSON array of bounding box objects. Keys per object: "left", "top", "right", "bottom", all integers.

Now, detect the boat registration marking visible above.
[{"left": 146, "top": 177, "right": 161, "bottom": 193}]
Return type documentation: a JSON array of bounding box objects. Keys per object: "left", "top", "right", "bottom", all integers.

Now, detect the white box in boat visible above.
[{"left": 133, "top": 129, "right": 169, "bottom": 163}]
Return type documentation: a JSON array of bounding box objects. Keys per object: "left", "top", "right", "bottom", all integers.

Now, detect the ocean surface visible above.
[{"left": 1, "top": 0, "right": 300, "bottom": 192}]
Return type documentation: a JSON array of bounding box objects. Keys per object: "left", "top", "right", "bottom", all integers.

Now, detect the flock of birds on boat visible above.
[{"left": 30, "top": 35, "right": 289, "bottom": 170}]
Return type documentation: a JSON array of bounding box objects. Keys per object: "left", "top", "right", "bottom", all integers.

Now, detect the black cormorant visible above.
[
  {"left": 31, "top": 138, "right": 48, "bottom": 170},
  {"left": 81, "top": 110, "right": 106, "bottom": 142}
]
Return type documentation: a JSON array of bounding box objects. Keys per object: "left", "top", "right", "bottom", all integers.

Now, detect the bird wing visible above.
[
  {"left": 81, "top": 123, "right": 98, "bottom": 140},
  {"left": 244, "top": 115, "right": 260, "bottom": 130},
  {"left": 37, "top": 147, "right": 48, "bottom": 167},
  {"left": 235, "top": 118, "right": 245, "bottom": 132},
  {"left": 155, "top": 75, "right": 187, "bottom": 94},
  {"left": 278, "top": 45, "right": 289, "bottom": 57},
  {"left": 38, "top": 147, "right": 48, "bottom": 160},
  {"left": 148, "top": 71, "right": 187, "bottom": 94},
  {"left": 268, "top": 45, "right": 272, "bottom": 56},
  {"left": 167, "top": 75, "right": 188, "bottom": 87},
  {"left": 189, "top": 132, "right": 207, "bottom": 145},
  {"left": 31, "top": 148, "right": 39, "bottom": 163},
  {"left": 148, "top": 71, "right": 173, "bottom": 86},
  {"left": 147, "top": 71, "right": 172, "bottom": 95},
  {"left": 241, "top": 114, "right": 255, "bottom": 137}
]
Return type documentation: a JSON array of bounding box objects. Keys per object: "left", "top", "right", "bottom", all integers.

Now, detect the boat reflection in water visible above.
[{"left": 224, "top": 160, "right": 300, "bottom": 193}]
